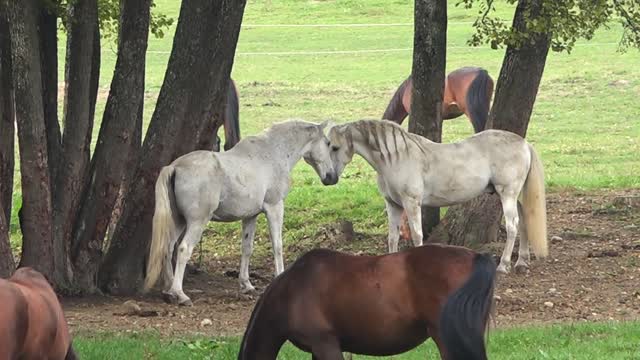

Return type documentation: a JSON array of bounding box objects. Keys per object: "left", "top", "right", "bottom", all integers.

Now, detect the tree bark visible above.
[
  {"left": 0, "top": 2, "right": 15, "bottom": 276},
  {"left": 0, "top": 2, "right": 15, "bottom": 224},
  {"left": 0, "top": 205, "right": 13, "bottom": 277},
  {"left": 53, "top": 0, "right": 99, "bottom": 287},
  {"left": 408, "top": 0, "right": 447, "bottom": 236},
  {"left": 71, "top": 0, "right": 151, "bottom": 292},
  {"left": 99, "top": 0, "right": 247, "bottom": 294},
  {"left": 8, "top": 0, "right": 54, "bottom": 277},
  {"left": 428, "top": 0, "right": 551, "bottom": 248},
  {"left": 38, "top": 3, "right": 61, "bottom": 185}
]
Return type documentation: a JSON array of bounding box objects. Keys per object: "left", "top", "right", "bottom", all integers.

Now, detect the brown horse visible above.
[
  {"left": 0, "top": 267, "right": 77, "bottom": 360},
  {"left": 382, "top": 67, "right": 494, "bottom": 133},
  {"left": 238, "top": 244, "right": 495, "bottom": 360},
  {"left": 214, "top": 78, "right": 241, "bottom": 151}
]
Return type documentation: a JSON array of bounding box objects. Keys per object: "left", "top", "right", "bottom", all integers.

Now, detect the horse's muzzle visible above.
[{"left": 322, "top": 173, "right": 339, "bottom": 185}]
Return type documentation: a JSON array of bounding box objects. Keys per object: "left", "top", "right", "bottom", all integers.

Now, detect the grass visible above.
[
  {"left": 73, "top": 321, "right": 640, "bottom": 359},
  {"left": 9, "top": 3, "right": 640, "bottom": 253}
]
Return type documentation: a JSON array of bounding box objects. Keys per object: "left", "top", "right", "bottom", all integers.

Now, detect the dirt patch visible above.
[{"left": 63, "top": 190, "right": 640, "bottom": 337}]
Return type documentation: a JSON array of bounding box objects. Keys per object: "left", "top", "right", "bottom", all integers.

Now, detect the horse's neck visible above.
[
  {"left": 352, "top": 140, "right": 385, "bottom": 172},
  {"left": 264, "top": 128, "right": 312, "bottom": 172},
  {"left": 349, "top": 125, "right": 434, "bottom": 171}
]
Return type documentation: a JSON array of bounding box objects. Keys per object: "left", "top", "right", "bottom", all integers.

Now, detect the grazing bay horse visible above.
[
  {"left": 144, "top": 121, "right": 338, "bottom": 305},
  {"left": 0, "top": 267, "right": 76, "bottom": 360},
  {"left": 328, "top": 120, "right": 548, "bottom": 274},
  {"left": 382, "top": 67, "right": 494, "bottom": 133},
  {"left": 214, "top": 78, "right": 241, "bottom": 151},
  {"left": 238, "top": 244, "right": 496, "bottom": 359}
]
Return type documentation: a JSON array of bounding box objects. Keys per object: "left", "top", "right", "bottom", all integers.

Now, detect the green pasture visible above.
[
  {"left": 74, "top": 321, "right": 640, "bottom": 359},
  {"left": 9, "top": 0, "right": 640, "bottom": 258}
]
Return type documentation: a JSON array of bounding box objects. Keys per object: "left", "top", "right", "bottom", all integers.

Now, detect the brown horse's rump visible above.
[{"left": 0, "top": 267, "right": 75, "bottom": 360}]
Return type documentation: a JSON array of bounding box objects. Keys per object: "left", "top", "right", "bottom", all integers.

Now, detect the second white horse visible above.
[{"left": 328, "top": 119, "right": 548, "bottom": 274}]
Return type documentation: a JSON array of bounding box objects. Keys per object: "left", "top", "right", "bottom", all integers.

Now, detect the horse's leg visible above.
[
  {"left": 264, "top": 200, "right": 285, "bottom": 275},
  {"left": 311, "top": 337, "right": 344, "bottom": 360},
  {"left": 162, "top": 225, "right": 185, "bottom": 291},
  {"left": 167, "top": 221, "right": 205, "bottom": 306},
  {"left": 514, "top": 201, "right": 530, "bottom": 273},
  {"left": 497, "top": 191, "right": 519, "bottom": 274},
  {"left": 428, "top": 327, "right": 450, "bottom": 360},
  {"left": 239, "top": 215, "right": 258, "bottom": 293},
  {"left": 385, "top": 199, "right": 404, "bottom": 253},
  {"left": 402, "top": 197, "right": 423, "bottom": 247}
]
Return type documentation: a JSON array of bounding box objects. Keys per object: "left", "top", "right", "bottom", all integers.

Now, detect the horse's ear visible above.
[{"left": 319, "top": 119, "right": 335, "bottom": 136}]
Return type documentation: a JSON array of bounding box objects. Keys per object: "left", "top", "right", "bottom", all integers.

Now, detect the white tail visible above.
[
  {"left": 143, "top": 165, "right": 178, "bottom": 292},
  {"left": 521, "top": 144, "right": 548, "bottom": 258}
]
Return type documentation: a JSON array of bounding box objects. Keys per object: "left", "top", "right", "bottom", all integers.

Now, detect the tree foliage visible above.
[
  {"left": 459, "top": 0, "right": 640, "bottom": 52},
  {"left": 50, "top": 0, "right": 173, "bottom": 42}
]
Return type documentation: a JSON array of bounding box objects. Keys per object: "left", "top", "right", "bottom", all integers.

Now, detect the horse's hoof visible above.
[
  {"left": 179, "top": 298, "right": 193, "bottom": 307},
  {"left": 496, "top": 264, "right": 510, "bottom": 274},
  {"left": 514, "top": 263, "right": 529, "bottom": 274},
  {"left": 240, "top": 281, "right": 256, "bottom": 294},
  {"left": 241, "top": 286, "right": 257, "bottom": 295},
  {"left": 162, "top": 292, "right": 179, "bottom": 305}
]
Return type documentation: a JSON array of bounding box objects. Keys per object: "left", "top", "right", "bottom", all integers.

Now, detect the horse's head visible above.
[
  {"left": 327, "top": 124, "right": 355, "bottom": 179},
  {"left": 303, "top": 121, "right": 339, "bottom": 185}
]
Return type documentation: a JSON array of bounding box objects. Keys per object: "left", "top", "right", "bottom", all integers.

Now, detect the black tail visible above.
[
  {"left": 465, "top": 69, "right": 493, "bottom": 133},
  {"left": 382, "top": 76, "right": 410, "bottom": 124},
  {"left": 223, "top": 78, "right": 240, "bottom": 151},
  {"left": 440, "top": 253, "right": 496, "bottom": 360},
  {"left": 65, "top": 342, "right": 79, "bottom": 360}
]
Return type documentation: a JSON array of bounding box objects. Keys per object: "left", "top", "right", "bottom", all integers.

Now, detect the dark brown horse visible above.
[
  {"left": 383, "top": 67, "right": 494, "bottom": 133},
  {"left": 214, "top": 78, "right": 241, "bottom": 151},
  {"left": 0, "top": 267, "right": 77, "bottom": 360},
  {"left": 238, "top": 244, "right": 495, "bottom": 360}
]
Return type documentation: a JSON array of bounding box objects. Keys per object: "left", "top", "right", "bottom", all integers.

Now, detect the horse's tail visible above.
[
  {"left": 440, "top": 253, "right": 495, "bottom": 360},
  {"left": 465, "top": 69, "right": 493, "bottom": 133},
  {"left": 223, "top": 78, "right": 240, "bottom": 151},
  {"left": 143, "top": 165, "right": 178, "bottom": 292},
  {"left": 65, "top": 342, "right": 78, "bottom": 360},
  {"left": 522, "top": 144, "right": 548, "bottom": 258},
  {"left": 382, "top": 76, "right": 410, "bottom": 124}
]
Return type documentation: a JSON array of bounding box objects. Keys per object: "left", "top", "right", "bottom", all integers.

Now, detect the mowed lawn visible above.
[{"left": 74, "top": 321, "right": 640, "bottom": 359}]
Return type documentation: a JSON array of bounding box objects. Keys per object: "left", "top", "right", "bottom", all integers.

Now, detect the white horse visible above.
[
  {"left": 143, "top": 120, "right": 337, "bottom": 305},
  {"left": 327, "top": 119, "right": 548, "bottom": 274}
]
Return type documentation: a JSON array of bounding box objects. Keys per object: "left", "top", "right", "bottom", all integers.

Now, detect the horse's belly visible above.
[
  {"left": 341, "top": 322, "right": 429, "bottom": 356},
  {"left": 211, "top": 189, "right": 265, "bottom": 221}
]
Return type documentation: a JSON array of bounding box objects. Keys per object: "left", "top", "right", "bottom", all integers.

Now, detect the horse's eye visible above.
[{"left": 331, "top": 146, "right": 340, "bottom": 152}]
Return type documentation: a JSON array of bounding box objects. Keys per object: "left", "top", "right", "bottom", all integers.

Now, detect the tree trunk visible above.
[
  {"left": 428, "top": 0, "right": 551, "bottom": 248},
  {"left": 0, "top": 2, "right": 15, "bottom": 224},
  {"left": 0, "top": 3, "right": 15, "bottom": 276},
  {"left": 408, "top": 0, "right": 447, "bottom": 236},
  {"left": 52, "top": 0, "right": 99, "bottom": 287},
  {"left": 99, "top": 0, "right": 247, "bottom": 294},
  {"left": 71, "top": 0, "right": 151, "bottom": 293},
  {"left": 8, "top": 0, "right": 54, "bottom": 277},
  {"left": 39, "top": 4, "right": 61, "bottom": 185},
  {"left": 0, "top": 206, "right": 13, "bottom": 277}
]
